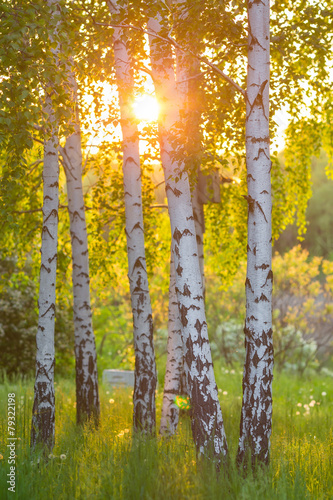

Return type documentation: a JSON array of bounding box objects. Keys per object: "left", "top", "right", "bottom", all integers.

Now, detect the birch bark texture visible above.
[
  {"left": 159, "top": 244, "right": 183, "bottom": 435},
  {"left": 62, "top": 71, "right": 100, "bottom": 426},
  {"left": 31, "top": 0, "right": 59, "bottom": 451},
  {"left": 237, "top": 0, "right": 273, "bottom": 467},
  {"left": 148, "top": 13, "right": 228, "bottom": 461},
  {"left": 108, "top": 0, "right": 157, "bottom": 433},
  {"left": 160, "top": 1, "right": 205, "bottom": 434}
]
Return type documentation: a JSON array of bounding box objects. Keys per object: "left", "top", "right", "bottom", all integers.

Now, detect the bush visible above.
[{"left": 0, "top": 254, "right": 74, "bottom": 378}]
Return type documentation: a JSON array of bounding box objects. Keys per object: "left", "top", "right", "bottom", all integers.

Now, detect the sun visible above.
[{"left": 133, "top": 95, "right": 159, "bottom": 122}]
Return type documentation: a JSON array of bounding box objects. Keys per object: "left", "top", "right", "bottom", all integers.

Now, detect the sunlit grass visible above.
[{"left": 0, "top": 370, "right": 332, "bottom": 499}]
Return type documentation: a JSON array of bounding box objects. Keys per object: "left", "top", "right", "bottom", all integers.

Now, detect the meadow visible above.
[{"left": 0, "top": 367, "right": 332, "bottom": 500}]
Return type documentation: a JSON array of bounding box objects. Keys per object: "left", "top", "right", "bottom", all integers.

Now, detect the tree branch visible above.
[{"left": 93, "top": 21, "right": 246, "bottom": 97}]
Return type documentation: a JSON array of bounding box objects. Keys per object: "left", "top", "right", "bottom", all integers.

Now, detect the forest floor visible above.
[{"left": 0, "top": 368, "right": 332, "bottom": 499}]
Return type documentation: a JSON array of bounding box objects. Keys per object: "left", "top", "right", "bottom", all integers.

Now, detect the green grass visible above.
[{"left": 0, "top": 369, "right": 332, "bottom": 499}]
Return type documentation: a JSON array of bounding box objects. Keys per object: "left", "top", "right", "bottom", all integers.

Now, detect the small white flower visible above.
[
  {"left": 223, "top": 391, "right": 228, "bottom": 396},
  {"left": 321, "top": 392, "right": 327, "bottom": 396},
  {"left": 60, "top": 454, "right": 66, "bottom": 460}
]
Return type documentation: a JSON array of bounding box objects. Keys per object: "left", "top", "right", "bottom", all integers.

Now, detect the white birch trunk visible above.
[
  {"left": 160, "top": 9, "right": 205, "bottom": 433},
  {"left": 31, "top": 0, "right": 59, "bottom": 450},
  {"left": 108, "top": 0, "right": 157, "bottom": 433},
  {"left": 62, "top": 72, "right": 100, "bottom": 425},
  {"left": 159, "top": 244, "right": 183, "bottom": 435},
  {"left": 148, "top": 14, "right": 228, "bottom": 461},
  {"left": 237, "top": 0, "right": 273, "bottom": 467}
]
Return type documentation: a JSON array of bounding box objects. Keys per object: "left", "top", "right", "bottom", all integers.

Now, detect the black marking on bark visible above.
[
  {"left": 253, "top": 246, "right": 256, "bottom": 256},
  {"left": 176, "top": 264, "right": 183, "bottom": 276},
  {"left": 253, "top": 148, "right": 270, "bottom": 161},
  {"left": 132, "top": 256, "right": 146, "bottom": 274},
  {"left": 124, "top": 155, "right": 139, "bottom": 167},
  {"left": 41, "top": 263, "right": 51, "bottom": 273},
  {"left": 77, "top": 272, "right": 89, "bottom": 278},
  {"left": 42, "top": 226, "right": 54, "bottom": 240},
  {"left": 73, "top": 263, "right": 82, "bottom": 269},
  {"left": 44, "top": 195, "right": 52, "bottom": 201},
  {"left": 245, "top": 277, "right": 254, "bottom": 293},
  {"left": 260, "top": 190, "right": 269, "bottom": 195},
  {"left": 261, "top": 269, "right": 273, "bottom": 287},
  {"left": 48, "top": 254, "right": 57, "bottom": 264},
  {"left": 247, "top": 174, "right": 255, "bottom": 182},
  {"left": 166, "top": 184, "right": 182, "bottom": 197},
  {"left": 133, "top": 202, "right": 141, "bottom": 207},
  {"left": 186, "top": 215, "right": 194, "bottom": 221},
  {"left": 174, "top": 245, "right": 180, "bottom": 257},
  {"left": 246, "top": 316, "right": 258, "bottom": 323},
  {"left": 243, "top": 195, "right": 255, "bottom": 213},
  {"left": 72, "top": 210, "right": 85, "bottom": 221},
  {"left": 46, "top": 151, "right": 57, "bottom": 156},
  {"left": 124, "top": 191, "right": 132, "bottom": 197},
  {"left": 179, "top": 305, "right": 188, "bottom": 327},
  {"left": 255, "top": 263, "right": 269, "bottom": 270},
  {"left": 193, "top": 295, "right": 203, "bottom": 301},
  {"left": 173, "top": 227, "right": 194, "bottom": 245},
  {"left": 194, "top": 319, "right": 206, "bottom": 334},
  {"left": 180, "top": 283, "right": 191, "bottom": 297},
  {"left": 256, "top": 201, "right": 268, "bottom": 222},
  {"left": 41, "top": 303, "right": 55, "bottom": 317},
  {"left": 72, "top": 234, "right": 84, "bottom": 245},
  {"left": 131, "top": 221, "right": 144, "bottom": 233},
  {"left": 250, "top": 136, "right": 270, "bottom": 144},
  {"left": 255, "top": 293, "right": 269, "bottom": 303},
  {"left": 49, "top": 181, "right": 59, "bottom": 188}
]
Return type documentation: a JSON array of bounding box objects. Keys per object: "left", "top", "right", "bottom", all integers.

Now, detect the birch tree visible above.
[
  {"left": 31, "top": 0, "right": 60, "bottom": 451},
  {"left": 160, "top": 0, "right": 205, "bottom": 435},
  {"left": 148, "top": 11, "right": 228, "bottom": 461},
  {"left": 61, "top": 69, "right": 100, "bottom": 426},
  {"left": 108, "top": 0, "right": 157, "bottom": 433},
  {"left": 237, "top": 0, "right": 273, "bottom": 468}
]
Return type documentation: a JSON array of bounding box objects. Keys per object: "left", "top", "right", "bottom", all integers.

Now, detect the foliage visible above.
[
  {"left": 206, "top": 246, "right": 333, "bottom": 374},
  {"left": 0, "top": 254, "right": 74, "bottom": 378},
  {"left": 0, "top": 372, "right": 332, "bottom": 499}
]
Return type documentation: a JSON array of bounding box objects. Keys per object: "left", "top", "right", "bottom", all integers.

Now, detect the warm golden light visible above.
[{"left": 133, "top": 95, "right": 159, "bottom": 122}]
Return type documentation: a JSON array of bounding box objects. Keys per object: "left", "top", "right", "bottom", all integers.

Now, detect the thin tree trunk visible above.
[
  {"left": 160, "top": 1, "right": 205, "bottom": 435},
  {"left": 31, "top": 0, "right": 59, "bottom": 451},
  {"left": 62, "top": 71, "right": 100, "bottom": 426},
  {"left": 148, "top": 13, "right": 228, "bottom": 462},
  {"left": 160, "top": 243, "right": 183, "bottom": 435},
  {"left": 108, "top": 0, "right": 157, "bottom": 433},
  {"left": 237, "top": 0, "right": 273, "bottom": 468}
]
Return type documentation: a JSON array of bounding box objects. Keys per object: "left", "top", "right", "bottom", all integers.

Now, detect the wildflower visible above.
[
  {"left": 309, "top": 400, "right": 316, "bottom": 407},
  {"left": 230, "top": 370, "right": 235, "bottom": 374},
  {"left": 316, "top": 402, "right": 320, "bottom": 405},
  {"left": 124, "top": 429, "right": 130, "bottom": 433},
  {"left": 303, "top": 404, "right": 309, "bottom": 409},
  {"left": 106, "top": 391, "right": 110, "bottom": 394},
  {"left": 0, "top": 454, "right": 3, "bottom": 460},
  {"left": 73, "top": 402, "right": 76, "bottom": 408},
  {"left": 117, "top": 431, "right": 124, "bottom": 437},
  {"left": 321, "top": 392, "right": 327, "bottom": 396},
  {"left": 297, "top": 403, "right": 302, "bottom": 407},
  {"left": 296, "top": 411, "right": 300, "bottom": 415},
  {"left": 60, "top": 454, "right": 66, "bottom": 460},
  {"left": 109, "top": 399, "right": 115, "bottom": 404},
  {"left": 48, "top": 454, "right": 55, "bottom": 459},
  {"left": 218, "top": 388, "right": 222, "bottom": 393},
  {"left": 223, "top": 391, "right": 228, "bottom": 396}
]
